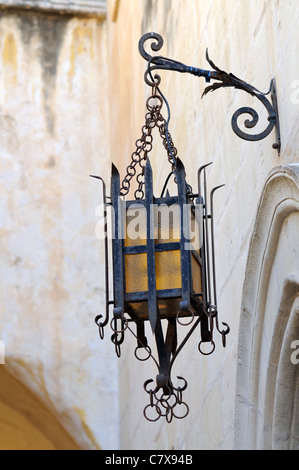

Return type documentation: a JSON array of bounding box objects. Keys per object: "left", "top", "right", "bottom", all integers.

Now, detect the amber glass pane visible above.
[
  {"left": 124, "top": 204, "right": 184, "bottom": 294},
  {"left": 126, "top": 251, "right": 181, "bottom": 293},
  {"left": 125, "top": 253, "right": 148, "bottom": 293},
  {"left": 156, "top": 250, "right": 181, "bottom": 290},
  {"left": 191, "top": 253, "right": 202, "bottom": 293}
]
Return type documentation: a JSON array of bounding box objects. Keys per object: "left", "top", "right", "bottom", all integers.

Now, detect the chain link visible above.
[{"left": 120, "top": 93, "right": 179, "bottom": 199}]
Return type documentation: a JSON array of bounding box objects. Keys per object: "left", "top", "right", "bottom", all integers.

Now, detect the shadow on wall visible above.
[{"left": 0, "top": 365, "right": 80, "bottom": 450}]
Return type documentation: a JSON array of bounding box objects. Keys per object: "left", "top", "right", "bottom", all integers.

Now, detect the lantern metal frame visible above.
[
  {"left": 91, "top": 32, "right": 280, "bottom": 422},
  {"left": 92, "top": 156, "right": 228, "bottom": 422}
]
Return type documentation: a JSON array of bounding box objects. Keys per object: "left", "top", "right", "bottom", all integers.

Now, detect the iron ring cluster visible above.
[{"left": 143, "top": 377, "right": 189, "bottom": 423}]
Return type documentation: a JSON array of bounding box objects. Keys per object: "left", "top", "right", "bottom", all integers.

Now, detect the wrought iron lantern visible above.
[{"left": 91, "top": 32, "right": 280, "bottom": 422}]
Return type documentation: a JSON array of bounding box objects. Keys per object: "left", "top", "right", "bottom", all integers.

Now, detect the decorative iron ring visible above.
[
  {"left": 172, "top": 376, "right": 188, "bottom": 392},
  {"left": 95, "top": 314, "right": 102, "bottom": 325},
  {"left": 159, "top": 392, "right": 177, "bottom": 408},
  {"left": 110, "top": 316, "right": 128, "bottom": 334},
  {"left": 156, "top": 394, "right": 176, "bottom": 423},
  {"left": 95, "top": 315, "right": 105, "bottom": 339},
  {"left": 165, "top": 406, "right": 173, "bottom": 423},
  {"left": 143, "top": 379, "right": 155, "bottom": 394},
  {"left": 134, "top": 345, "right": 152, "bottom": 362},
  {"left": 98, "top": 324, "right": 104, "bottom": 340},
  {"left": 220, "top": 322, "right": 230, "bottom": 347},
  {"left": 172, "top": 401, "right": 189, "bottom": 420},
  {"left": 198, "top": 340, "right": 216, "bottom": 356},
  {"left": 157, "top": 399, "right": 174, "bottom": 419},
  {"left": 143, "top": 404, "right": 161, "bottom": 422},
  {"left": 149, "top": 390, "right": 154, "bottom": 407},
  {"left": 111, "top": 330, "right": 124, "bottom": 345},
  {"left": 146, "top": 95, "right": 163, "bottom": 112},
  {"left": 112, "top": 339, "right": 121, "bottom": 358},
  {"left": 177, "top": 388, "right": 183, "bottom": 404},
  {"left": 176, "top": 309, "right": 195, "bottom": 326}
]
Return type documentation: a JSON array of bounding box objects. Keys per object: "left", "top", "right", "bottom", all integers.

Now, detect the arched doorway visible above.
[
  {"left": 0, "top": 367, "right": 80, "bottom": 450},
  {"left": 235, "top": 165, "right": 299, "bottom": 450}
]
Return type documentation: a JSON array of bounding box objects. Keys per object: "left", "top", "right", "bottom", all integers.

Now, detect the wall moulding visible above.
[
  {"left": 0, "top": 0, "right": 106, "bottom": 18},
  {"left": 235, "top": 164, "right": 299, "bottom": 450}
]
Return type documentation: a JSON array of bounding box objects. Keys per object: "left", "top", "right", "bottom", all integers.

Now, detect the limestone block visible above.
[{"left": 0, "top": 0, "right": 106, "bottom": 17}]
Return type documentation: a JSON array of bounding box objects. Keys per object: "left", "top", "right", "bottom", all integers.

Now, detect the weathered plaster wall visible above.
[
  {"left": 1, "top": 0, "right": 298, "bottom": 451},
  {"left": 0, "top": 6, "right": 119, "bottom": 450},
  {"left": 106, "top": 0, "right": 299, "bottom": 450}
]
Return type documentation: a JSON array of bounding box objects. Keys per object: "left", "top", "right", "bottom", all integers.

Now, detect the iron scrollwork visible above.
[{"left": 139, "top": 32, "right": 281, "bottom": 154}]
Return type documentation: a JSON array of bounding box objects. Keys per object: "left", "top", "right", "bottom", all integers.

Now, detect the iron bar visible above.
[{"left": 90, "top": 175, "right": 110, "bottom": 338}]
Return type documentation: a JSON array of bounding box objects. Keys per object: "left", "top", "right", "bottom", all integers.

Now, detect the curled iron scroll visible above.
[
  {"left": 139, "top": 32, "right": 164, "bottom": 64},
  {"left": 230, "top": 94, "right": 276, "bottom": 143}
]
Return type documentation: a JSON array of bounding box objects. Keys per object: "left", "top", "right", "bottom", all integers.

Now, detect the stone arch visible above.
[
  {"left": 235, "top": 165, "right": 299, "bottom": 450},
  {"left": 0, "top": 367, "right": 80, "bottom": 450}
]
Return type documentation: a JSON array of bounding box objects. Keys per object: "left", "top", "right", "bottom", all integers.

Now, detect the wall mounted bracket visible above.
[{"left": 139, "top": 32, "right": 281, "bottom": 155}]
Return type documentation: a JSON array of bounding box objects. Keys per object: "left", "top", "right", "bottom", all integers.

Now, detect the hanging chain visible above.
[{"left": 120, "top": 91, "right": 178, "bottom": 200}]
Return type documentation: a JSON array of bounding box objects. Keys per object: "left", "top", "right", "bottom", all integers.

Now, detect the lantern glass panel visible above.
[
  {"left": 154, "top": 203, "right": 181, "bottom": 291},
  {"left": 125, "top": 205, "right": 147, "bottom": 293},
  {"left": 155, "top": 250, "right": 181, "bottom": 290},
  {"left": 125, "top": 252, "right": 148, "bottom": 293},
  {"left": 123, "top": 196, "right": 203, "bottom": 320}
]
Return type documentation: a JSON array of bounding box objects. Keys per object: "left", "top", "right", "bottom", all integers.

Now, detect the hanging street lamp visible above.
[{"left": 91, "top": 33, "right": 280, "bottom": 422}]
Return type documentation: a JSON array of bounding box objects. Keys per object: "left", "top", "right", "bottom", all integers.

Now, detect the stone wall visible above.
[
  {"left": 0, "top": 0, "right": 298, "bottom": 451},
  {"left": 106, "top": 0, "right": 299, "bottom": 450},
  {"left": 0, "top": 0, "right": 106, "bottom": 17},
  {"left": 0, "top": 2, "right": 120, "bottom": 450}
]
